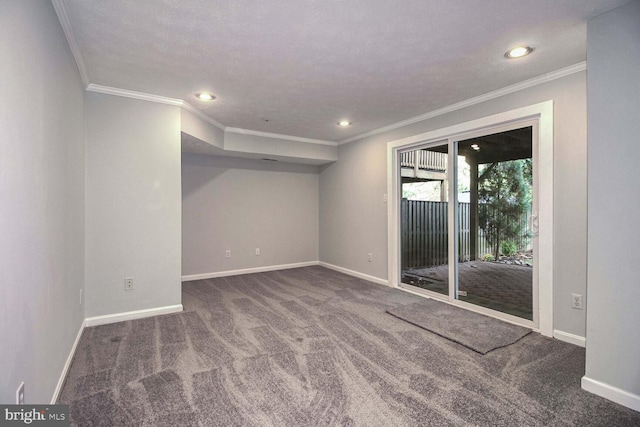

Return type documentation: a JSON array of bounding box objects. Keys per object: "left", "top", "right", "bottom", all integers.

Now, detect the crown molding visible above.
[
  {"left": 181, "top": 102, "right": 226, "bottom": 130},
  {"left": 544, "top": 61, "right": 587, "bottom": 81},
  {"left": 84, "top": 84, "right": 334, "bottom": 146},
  {"left": 86, "top": 84, "right": 183, "bottom": 106},
  {"left": 339, "top": 61, "right": 587, "bottom": 145},
  {"left": 51, "top": 0, "right": 90, "bottom": 87},
  {"left": 84, "top": 85, "right": 334, "bottom": 146},
  {"left": 225, "top": 127, "right": 337, "bottom": 147},
  {"left": 85, "top": 84, "right": 225, "bottom": 130}
]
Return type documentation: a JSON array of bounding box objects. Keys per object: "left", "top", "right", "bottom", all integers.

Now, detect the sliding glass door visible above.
[
  {"left": 456, "top": 128, "right": 534, "bottom": 321},
  {"left": 399, "top": 143, "right": 449, "bottom": 296},
  {"left": 399, "top": 125, "right": 537, "bottom": 326}
]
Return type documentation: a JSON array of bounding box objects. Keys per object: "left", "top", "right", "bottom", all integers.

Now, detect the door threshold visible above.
[{"left": 398, "top": 283, "right": 537, "bottom": 331}]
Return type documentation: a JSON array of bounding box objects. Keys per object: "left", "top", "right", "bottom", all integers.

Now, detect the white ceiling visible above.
[{"left": 58, "top": 0, "right": 628, "bottom": 143}]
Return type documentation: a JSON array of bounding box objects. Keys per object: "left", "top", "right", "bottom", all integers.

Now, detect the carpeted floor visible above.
[{"left": 59, "top": 266, "right": 640, "bottom": 426}]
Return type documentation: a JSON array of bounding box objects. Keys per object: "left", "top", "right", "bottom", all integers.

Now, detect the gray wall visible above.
[
  {"left": 223, "top": 131, "right": 337, "bottom": 164},
  {"left": 182, "top": 154, "right": 319, "bottom": 276},
  {"left": 320, "top": 71, "right": 588, "bottom": 337},
  {"left": 181, "top": 109, "right": 225, "bottom": 149},
  {"left": 180, "top": 108, "right": 337, "bottom": 165},
  {"left": 0, "top": 0, "right": 85, "bottom": 403},
  {"left": 85, "top": 93, "right": 182, "bottom": 317},
  {"left": 586, "top": 0, "right": 640, "bottom": 398}
]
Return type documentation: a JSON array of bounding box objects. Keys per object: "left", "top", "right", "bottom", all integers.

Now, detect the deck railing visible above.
[{"left": 400, "top": 150, "right": 447, "bottom": 171}]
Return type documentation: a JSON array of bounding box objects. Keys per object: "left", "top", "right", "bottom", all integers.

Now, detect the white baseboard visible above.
[
  {"left": 582, "top": 376, "right": 640, "bottom": 412},
  {"left": 553, "top": 329, "right": 586, "bottom": 347},
  {"left": 318, "top": 262, "right": 389, "bottom": 286},
  {"left": 85, "top": 304, "right": 183, "bottom": 327},
  {"left": 51, "top": 319, "right": 86, "bottom": 404},
  {"left": 181, "top": 261, "right": 320, "bottom": 281}
]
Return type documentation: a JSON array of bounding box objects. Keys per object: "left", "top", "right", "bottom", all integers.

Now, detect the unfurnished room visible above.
[{"left": 1, "top": 0, "right": 639, "bottom": 425}]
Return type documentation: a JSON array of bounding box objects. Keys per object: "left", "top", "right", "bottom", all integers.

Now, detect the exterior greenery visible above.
[
  {"left": 501, "top": 241, "right": 517, "bottom": 257},
  {"left": 478, "top": 159, "right": 532, "bottom": 259}
]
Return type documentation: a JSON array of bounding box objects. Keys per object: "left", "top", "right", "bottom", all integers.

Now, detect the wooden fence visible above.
[{"left": 401, "top": 199, "right": 531, "bottom": 269}]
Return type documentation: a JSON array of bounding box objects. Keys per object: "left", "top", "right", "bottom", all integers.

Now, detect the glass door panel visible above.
[
  {"left": 400, "top": 143, "right": 449, "bottom": 296},
  {"left": 456, "top": 127, "right": 534, "bottom": 320}
]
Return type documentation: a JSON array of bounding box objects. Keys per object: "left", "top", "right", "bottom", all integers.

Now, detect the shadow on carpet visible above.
[{"left": 387, "top": 298, "right": 531, "bottom": 354}]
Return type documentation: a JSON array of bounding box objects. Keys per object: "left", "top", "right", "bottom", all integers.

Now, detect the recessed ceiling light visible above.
[
  {"left": 196, "top": 92, "right": 215, "bottom": 101},
  {"left": 338, "top": 120, "right": 351, "bottom": 127},
  {"left": 505, "top": 46, "right": 533, "bottom": 59}
]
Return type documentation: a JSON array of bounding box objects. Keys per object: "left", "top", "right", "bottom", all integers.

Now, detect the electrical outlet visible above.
[
  {"left": 124, "top": 277, "right": 134, "bottom": 291},
  {"left": 571, "top": 293, "right": 583, "bottom": 309},
  {"left": 16, "top": 382, "right": 24, "bottom": 404},
  {"left": 255, "top": 248, "right": 260, "bottom": 256},
  {"left": 368, "top": 253, "right": 372, "bottom": 262},
  {"left": 225, "top": 250, "right": 231, "bottom": 258}
]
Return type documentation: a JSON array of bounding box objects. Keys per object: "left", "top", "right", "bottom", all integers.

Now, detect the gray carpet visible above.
[
  {"left": 387, "top": 299, "right": 531, "bottom": 354},
  {"left": 58, "top": 266, "right": 640, "bottom": 426}
]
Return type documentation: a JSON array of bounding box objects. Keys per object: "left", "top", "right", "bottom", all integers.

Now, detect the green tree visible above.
[{"left": 478, "top": 160, "right": 530, "bottom": 259}]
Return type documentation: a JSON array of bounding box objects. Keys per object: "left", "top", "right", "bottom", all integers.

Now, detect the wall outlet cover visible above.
[
  {"left": 16, "top": 382, "right": 24, "bottom": 404},
  {"left": 571, "top": 293, "right": 583, "bottom": 309}
]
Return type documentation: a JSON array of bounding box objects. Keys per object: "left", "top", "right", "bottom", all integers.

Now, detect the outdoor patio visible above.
[{"left": 402, "top": 260, "right": 533, "bottom": 320}]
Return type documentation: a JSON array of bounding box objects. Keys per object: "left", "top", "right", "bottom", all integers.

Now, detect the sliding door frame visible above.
[{"left": 387, "top": 101, "right": 553, "bottom": 336}]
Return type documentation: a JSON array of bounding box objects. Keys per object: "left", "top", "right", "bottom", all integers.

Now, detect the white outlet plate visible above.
[
  {"left": 124, "top": 277, "right": 134, "bottom": 290},
  {"left": 368, "top": 253, "right": 372, "bottom": 262},
  {"left": 255, "top": 248, "right": 260, "bottom": 256},
  {"left": 16, "top": 382, "right": 24, "bottom": 404},
  {"left": 225, "top": 250, "right": 231, "bottom": 258},
  {"left": 571, "top": 293, "right": 583, "bottom": 309}
]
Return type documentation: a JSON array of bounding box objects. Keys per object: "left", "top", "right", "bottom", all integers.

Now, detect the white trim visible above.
[
  {"left": 387, "top": 101, "right": 554, "bottom": 337},
  {"left": 225, "top": 127, "right": 337, "bottom": 147},
  {"left": 85, "top": 304, "right": 183, "bottom": 327},
  {"left": 318, "top": 262, "right": 390, "bottom": 286},
  {"left": 51, "top": 319, "right": 86, "bottom": 404},
  {"left": 536, "top": 101, "right": 554, "bottom": 336},
  {"left": 341, "top": 62, "right": 584, "bottom": 145},
  {"left": 86, "top": 84, "right": 183, "bottom": 106},
  {"left": 51, "top": 0, "right": 90, "bottom": 87},
  {"left": 85, "top": 85, "right": 227, "bottom": 130},
  {"left": 548, "top": 62, "right": 588, "bottom": 80},
  {"left": 553, "top": 330, "right": 586, "bottom": 347},
  {"left": 81, "top": 85, "right": 338, "bottom": 147},
  {"left": 181, "top": 102, "right": 226, "bottom": 130},
  {"left": 181, "top": 261, "right": 319, "bottom": 281},
  {"left": 582, "top": 376, "right": 640, "bottom": 412}
]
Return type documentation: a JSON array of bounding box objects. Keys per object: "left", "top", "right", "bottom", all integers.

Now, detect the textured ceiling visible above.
[{"left": 61, "top": 0, "right": 628, "bottom": 143}]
